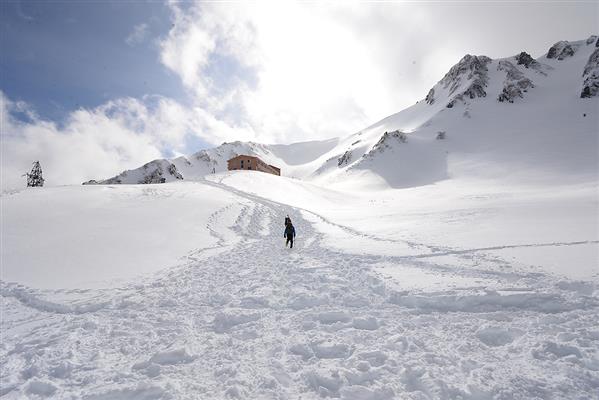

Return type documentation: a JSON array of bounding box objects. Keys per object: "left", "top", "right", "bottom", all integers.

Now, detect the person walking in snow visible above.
[{"left": 284, "top": 222, "right": 296, "bottom": 248}]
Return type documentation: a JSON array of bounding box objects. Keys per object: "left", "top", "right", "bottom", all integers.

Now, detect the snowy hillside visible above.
[
  {"left": 88, "top": 139, "right": 340, "bottom": 184},
  {"left": 2, "top": 172, "right": 598, "bottom": 398},
  {"left": 306, "top": 35, "right": 599, "bottom": 189},
  {"left": 2, "top": 36, "right": 598, "bottom": 399},
  {"left": 88, "top": 36, "right": 599, "bottom": 190}
]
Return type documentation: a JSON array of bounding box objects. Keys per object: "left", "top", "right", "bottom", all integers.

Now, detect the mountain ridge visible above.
[{"left": 86, "top": 35, "right": 599, "bottom": 188}]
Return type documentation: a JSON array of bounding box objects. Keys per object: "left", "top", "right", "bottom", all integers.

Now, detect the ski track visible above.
[{"left": 1, "top": 181, "right": 598, "bottom": 399}]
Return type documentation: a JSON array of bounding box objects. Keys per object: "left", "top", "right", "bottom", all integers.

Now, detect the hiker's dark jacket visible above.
[{"left": 284, "top": 225, "right": 296, "bottom": 238}]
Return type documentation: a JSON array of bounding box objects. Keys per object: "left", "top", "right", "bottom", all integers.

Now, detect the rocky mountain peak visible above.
[
  {"left": 515, "top": 51, "right": 536, "bottom": 68},
  {"left": 440, "top": 54, "right": 492, "bottom": 95},
  {"left": 547, "top": 40, "right": 579, "bottom": 60},
  {"left": 581, "top": 47, "right": 599, "bottom": 98},
  {"left": 425, "top": 54, "right": 492, "bottom": 108},
  {"left": 88, "top": 159, "right": 184, "bottom": 185},
  {"left": 585, "top": 35, "right": 598, "bottom": 46},
  {"left": 497, "top": 60, "right": 534, "bottom": 103}
]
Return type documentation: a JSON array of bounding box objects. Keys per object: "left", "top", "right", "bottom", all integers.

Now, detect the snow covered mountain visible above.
[
  {"left": 306, "top": 35, "right": 599, "bottom": 189},
  {"left": 85, "top": 139, "right": 340, "bottom": 184},
  {"left": 4, "top": 35, "right": 599, "bottom": 400},
  {"left": 87, "top": 36, "right": 598, "bottom": 189}
]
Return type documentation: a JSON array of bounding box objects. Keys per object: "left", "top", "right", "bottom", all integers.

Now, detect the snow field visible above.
[
  {"left": 2, "top": 36, "right": 599, "bottom": 399},
  {"left": 216, "top": 173, "right": 599, "bottom": 282},
  {"left": 1, "top": 183, "right": 245, "bottom": 289},
  {"left": 2, "top": 176, "right": 598, "bottom": 399}
]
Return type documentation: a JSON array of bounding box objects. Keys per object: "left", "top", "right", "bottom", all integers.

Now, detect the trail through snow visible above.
[{"left": 2, "top": 180, "right": 598, "bottom": 399}]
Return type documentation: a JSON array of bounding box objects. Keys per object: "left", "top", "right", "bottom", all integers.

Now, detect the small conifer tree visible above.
[{"left": 25, "top": 161, "right": 44, "bottom": 187}]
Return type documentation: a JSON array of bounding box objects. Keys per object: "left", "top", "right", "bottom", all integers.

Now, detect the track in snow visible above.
[{"left": 1, "top": 181, "right": 598, "bottom": 399}]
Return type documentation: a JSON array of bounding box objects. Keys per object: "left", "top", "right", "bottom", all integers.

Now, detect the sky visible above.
[{"left": 1, "top": 0, "right": 597, "bottom": 188}]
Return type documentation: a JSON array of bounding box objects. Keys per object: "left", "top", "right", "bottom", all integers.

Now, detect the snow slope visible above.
[
  {"left": 2, "top": 36, "right": 599, "bottom": 399},
  {"left": 89, "top": 138, "right": 340, "bottom": 185},
  {"left": 212, "top": 172, "right": 599, "bottom": 281},
  {"left": 1, "top": 183, "right": 246, "bottom": 289},
  {"left": 2, "top": 174, "right": 598, "bottom": 399},
  {"left": 90, "top": 36, "right": 598, "bottom": 193},
  {"left": 305, "top": 36, "right": 599, "bottom": 189}
]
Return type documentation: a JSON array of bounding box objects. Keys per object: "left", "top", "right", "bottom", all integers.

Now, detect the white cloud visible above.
[
  {"left": 5, "top": 2, "right": 595, "bottom": 188},
  {"left": 0, "top": 92, "right": 226, "bottom": 190},
  {"left": 158, "top": 2, "right": 599, "bottom": 146},
  {"left": 126, "top": 23, "right": 149, "bottom": 46},
  {"left": 157, "top": 2, "right": 471, "bottom": 145}
]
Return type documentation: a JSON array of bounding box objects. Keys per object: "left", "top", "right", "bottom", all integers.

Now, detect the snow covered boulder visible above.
[
  {"left": 532, "top": 341, "right": 583, "bottom": 361},
  {"left": 304, "top": 370, "right": 343, "bottom": 397},
  {"left": 213, "top": 311, "right": 261, "bottom": 333},
  {"left": 25, "top": 380, "right": 57, "bottom": 397},
  {"left": 476, "top": 326, "right": 522, "bottom": 347},
  {"left": 148, "top": 348, "right": 195, "bottom": 365}
]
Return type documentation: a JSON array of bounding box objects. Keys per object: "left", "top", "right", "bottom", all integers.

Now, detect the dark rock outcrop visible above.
[
  {"left": 425, "top": 88, "right": 435, "bottom": 105},
  {"left": 515, "top": 52, "right": 536, "bottom": 68},
  {"left": 497, "top": 61, "right": 534, "bottom": 103},
  {"left": 337, "top": 151, "right": 352, "bottom": 167},
  {"left": 581, "top": 48, "right": 599, "bottom": 98},
  {"left": 442, "top": 55, "right": 492, "bottom": 95},
  {"left": 547, "top": 41, "right": 578, "bottom": 60},
  {"left": 437, "top": 55, "right": 492, "bottom": 108},
  {"left": 100, "top": 160, "right": 184, "bottom": 185},
  {"left": 365, "top": 130, "right": 407, "bottom": 157}
]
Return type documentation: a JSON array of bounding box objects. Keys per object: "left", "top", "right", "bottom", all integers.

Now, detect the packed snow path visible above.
[{"left": 2, "top": 181, "right": 598, "bottom": 399}]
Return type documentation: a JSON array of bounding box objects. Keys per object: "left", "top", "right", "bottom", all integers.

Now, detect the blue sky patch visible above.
[{"left": 1, "top": 0, "right": 187, "bottom": 123}]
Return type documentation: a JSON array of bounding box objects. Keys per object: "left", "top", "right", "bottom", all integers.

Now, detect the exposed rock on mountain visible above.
[
  {"left": 497, "top": 60, "right": 534, "bottom": 103},
  {"left": 87, "top": 141, "right": 279, "bottom": 184},
  {"left": 86, "top": 36, "right": 598, "bottom": 188},
  {"left": 140, "top": 162, "right": 183, "bottom": 184},
  {"left": 365, "top": 130, "right": 407, "bottom": 157},
  {"left": 338, "top": 151, "right": 352, "bottom": 167},
  {"left": 581, "top": 48, "right": 599, "bottom": 98},
  {"left": 514, "top": 51, "right": 549, "bottom": 75},
  {"left": 547, "top": 40, "right": 579, "bottom": 60},
  {"left": 425, "top": 88, "right": 435, "bottom": 105},
  {"left": 440, "top": 55, "right": 492, "bottom": 108},
  {"left": 98, "top": 160, "right": 183, "bottom": 185},
  {"left": 515, "top": 51, "right": 536, "bottom": 68},
  {"left": 423, "top": 48, "right": 557, "bottom": 109},
  {"left": 442, "top": 55, "right": 492, "bottom": 96}
]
